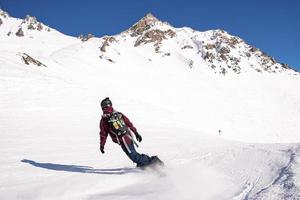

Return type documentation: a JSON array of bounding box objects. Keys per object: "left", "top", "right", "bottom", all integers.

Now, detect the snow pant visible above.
[{"left": 121, "top": 141, "right": 152, "bottom": 167}]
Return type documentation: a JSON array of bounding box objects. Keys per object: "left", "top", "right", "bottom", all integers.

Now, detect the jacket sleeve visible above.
[
  {"left": 122, "top": 113, "right": 138, "bottom": 135},
  {"left": 99, "top": 118, "right": 108, "bottom": 147}
]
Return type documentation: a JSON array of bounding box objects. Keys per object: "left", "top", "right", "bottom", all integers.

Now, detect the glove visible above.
[
  {"left": 100, "top": 146, "right": 105, "bottom": 154},
  {"left": 135, "top": 133, "right": 142, "bottom": 142}
]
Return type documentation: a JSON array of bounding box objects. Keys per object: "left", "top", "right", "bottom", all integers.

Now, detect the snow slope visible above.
[{"left": 1, "top": 11, "right": 300, "bottom": 199}]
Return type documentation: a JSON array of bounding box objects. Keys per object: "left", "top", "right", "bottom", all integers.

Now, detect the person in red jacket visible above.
[{"left": 99, "top": 97, "right": 163, "bottom": 168}]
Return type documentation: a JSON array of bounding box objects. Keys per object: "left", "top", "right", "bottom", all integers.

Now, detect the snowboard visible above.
[{"left": 138, "top": 156, "right": 164, "bottom": 171}]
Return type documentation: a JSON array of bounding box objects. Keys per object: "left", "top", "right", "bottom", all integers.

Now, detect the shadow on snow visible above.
[{"left": 21, "top": 159, "right": 139, "bottom": 175}]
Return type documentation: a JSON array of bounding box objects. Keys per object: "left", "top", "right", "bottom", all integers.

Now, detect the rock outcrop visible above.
[
  {"left": 98, "top": 13, "right": 296, "bottom": 75},
  {"left": 79, "top": 33, "right": 94, "bottom": 42},
  {"left": 100, "top": 36, "right": 116, "bottom": 52},
  {"left": 134, "top": 29, "right": 176, "bottom": 52},
  {"left": 15, "top": 28, "right": 24, "bottom": 37},
  {"left": 196, "top": 29, "right": 295, "bottom": 74},
  {"left": 20, "top": 53, "right": 47, "bottom": 67},
  {"left": 1, "top": 11, "right": 51, "bottom": 37},
  {"left": 127, "top": 13, "right": 177, "bottom": 53},
  {"left": 0, "top": 9, "right": 9, "bottom": 18},
  {"left": 23, "top": 15, "right": 48, "bottom": 31},
  {"left": 130, "top": 13, "right": 159, "bottom": 37}
]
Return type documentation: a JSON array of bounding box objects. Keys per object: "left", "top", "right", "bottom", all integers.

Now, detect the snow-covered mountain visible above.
[
  {"left": 0, "top": 9, "right": 77, "bottom": 57},
  {"left": 1, "top": 10, "right": 300, "bottom": 200},
  {"left": 1, "top": 10, "right": 297, "bottom": 75},
  {"left": 98, "top": 13, "right": 297, "bottom": 75}
]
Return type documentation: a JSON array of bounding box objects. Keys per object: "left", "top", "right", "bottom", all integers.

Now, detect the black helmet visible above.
[{"left": 101, "top": 97, "right": 112, "bottom": 109}]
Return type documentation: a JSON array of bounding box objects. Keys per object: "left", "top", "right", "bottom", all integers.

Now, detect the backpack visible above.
[{"left": 107, "top": 111, "right": 129, "bottom": 136}]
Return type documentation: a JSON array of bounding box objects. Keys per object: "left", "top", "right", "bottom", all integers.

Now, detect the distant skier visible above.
[{"left": 99, "top": 97, "right": 163, "bottom": 168}]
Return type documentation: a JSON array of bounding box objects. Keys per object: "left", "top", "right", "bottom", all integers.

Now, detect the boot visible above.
[{"left": 150, "top": 156, "right": 164, "bottom": 166}]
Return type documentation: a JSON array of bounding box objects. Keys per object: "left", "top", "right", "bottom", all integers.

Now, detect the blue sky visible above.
[{"left": 1, "top": 0, "right": 299, "bottom": 71}]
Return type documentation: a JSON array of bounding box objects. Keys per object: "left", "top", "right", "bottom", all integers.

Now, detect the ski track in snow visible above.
[
  {"left": 249, "top": 147, "right": 300, "bottom": 200},
  {"left": 232, "top": 146, "right": 300, "bottom": 200}
]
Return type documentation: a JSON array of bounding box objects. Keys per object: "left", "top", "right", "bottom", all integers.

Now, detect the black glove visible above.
[
  {"left": 100, "top": 146, "right": 105, "bottom": 154},
  {"left": 135, "top": 133, "right": 142, "bottom": 142}
]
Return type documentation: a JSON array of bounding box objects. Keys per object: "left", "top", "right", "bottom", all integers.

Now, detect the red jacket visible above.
[{"left": 99, "top": 107, "right": 138, "bottom": 147}]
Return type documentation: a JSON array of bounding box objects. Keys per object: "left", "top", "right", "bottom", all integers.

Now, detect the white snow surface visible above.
[{"left": 1, "top": 12, "right": 300, "bottom": 199}]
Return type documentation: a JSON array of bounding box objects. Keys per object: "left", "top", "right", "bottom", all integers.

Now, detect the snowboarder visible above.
[{"left": 99, "top": 97, "right": 163, "bottom": 168}]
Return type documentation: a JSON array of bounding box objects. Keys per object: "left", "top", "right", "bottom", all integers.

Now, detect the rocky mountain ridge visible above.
[
  {"left": 99, "top": 13, "right": 297, "bottom": 75},
  {"left": 0, "top": 9, "right": 51, "bottom": 37},
  {"left": 0, "top": 10, "right": 297, "bottom": 75}
]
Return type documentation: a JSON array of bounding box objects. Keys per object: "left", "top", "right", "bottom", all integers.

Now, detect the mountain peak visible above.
[
  {"left": 0, "top": 11, "right": 51, "bottom": 37},
  {"left": 0, "top": 9, "right": 10, "bottom": 18},
  {"left": 20, "top": 14, "right": 50, "bottom": 33},
  {"left": 129, "top": 13, "right": 165, "bottom": 36},
  {"left": 143, "top": 13, "right": 160, "bottom": 23},
  {"left": 25, "top": 14, "right": 38, "bottom": 24}
]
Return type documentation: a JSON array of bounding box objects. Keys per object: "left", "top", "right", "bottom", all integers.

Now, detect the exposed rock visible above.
[
  {"left": 182, "top": 45, "right": 194, "bottom": 50},
  {"left": 210, "top": 30, "right": 226, "bottom": 41},
  {"left": 97, "top": 13, "right": 296, "bottom": 75},
  {"left": 270, "top": 57, "right": 276, "bottom": 63},
  {"left": 78, "top": 34, "right": 84, "bottom": 40},
  {"left": 155, "top": 46, "right": 160, "bottom": 53},
  {"left": 107, "top": 58, "right": 114, "bottom": 63},
  {"left": 232, "top": 66, "right": 241, "bottom": 74},
  {"left": 249, "top": 47, "right": 258, "bottom": 53},
  {"left": 219, "top": 46, "right": 231, "bottom": 54},
  {"left": 221, "top": 68, "right": 227, "bottom": 75},
  {"left": 199, "top": 30, "right": 252, "bottom": 74},
  {"left": 214, "top": 29, "right": 226, "bottom": 37},
  {"left": 23, "top": 15, "right": 44, "bottom": 31},
  {"left": 230, "top": 56, "right": 240, "bottom": 66},
  {"left": 20, "top": 53, "right": 47, "bottom": 67},
  {"left": 25, "top": 15, "right": 38, "bottom": 24},
  {"left": 0, "top": 10, "right": 9, "bottom": 18},
  {"left": 100, "top": 36, "right": 116, "bottom": 52},
  {"left": 37, "top": 23, "right": 43, "bottom": 31},
  {"left": 79, "top": 33, "right": 94, "bottom": 42},
  {"left": 135, "top": 29, "right": 165, "bottom": 47},
  {"left": 199, "top": 28, "right": 295, "bottom": 74},
  {"left": 126, "top": 13, "right": 176, "bottom": 53},
  {"left": 204, "top": 44, "right": 215, "bottom": 50},
  {"left": 261, "top": 57, "right": 271, "bottom": 66},
  {"left": 281, "top": 63, "right": 291, "bottom": 70},
  {"left": 228, "top": 37, "right": 240, "bottom": 47},
  {"left": 204, "top": 52, "right": 215, "bottom": 63},
  {"left": 189, "top": 60, "right": 194, "bottom": 68},
  {"left": 165, "top": 29, "right": 176, "bottom": 38},
  {"left": 99, "top": 55, "right": 115, "bottom": 63},
  {"left": 0, "top": 18, "right": 2, "bottom": 26},
  {"left": 214, "top": 31, "right": 242, "bottom": 48},
  {"left": 245, "top": 52, "right": 251, "bottom": 57},
  {"left": 130, "top": 13, "right": 159, "bottom": 36},
  {"left": 220, "top": 53, "right": 227, "bottom": 61},
  {"left": 256, "top": 52, "right": 278, "bottom": 72},
  {"left": 27, "top": 24, "right": 34, "bottom": 30},
  {"left": 134, "top": 29, "right": 176, "bottom": 51},
  {"left": 16, "top": 28, "right": 24, "bottom": 37}
]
